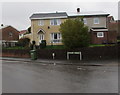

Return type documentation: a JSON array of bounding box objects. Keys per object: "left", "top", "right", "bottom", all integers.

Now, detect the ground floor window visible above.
[
  {"left": 97, "top": 32, "right": 104, "bottom": 38},
  {"left": 39, "top": 34, "right": 44, "bottom": 43},
  {"left": 51, "top": 33, "right": 62, "bottom": 43},
  {"left": 2, "top": 42, "right": 17, "bottom": 47}
]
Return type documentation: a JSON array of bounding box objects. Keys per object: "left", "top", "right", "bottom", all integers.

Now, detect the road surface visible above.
[{"left": 2, "top": 60, "right": 118, "bottom": 93}]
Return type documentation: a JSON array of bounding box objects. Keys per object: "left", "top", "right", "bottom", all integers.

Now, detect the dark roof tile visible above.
[{"left": 30, "top": 12, "right": 68, "bottom": 19}]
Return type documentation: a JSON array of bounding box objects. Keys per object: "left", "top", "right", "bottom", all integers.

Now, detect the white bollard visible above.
[{"left": 52, "top": 53, "right": 55, "bottom": 60}]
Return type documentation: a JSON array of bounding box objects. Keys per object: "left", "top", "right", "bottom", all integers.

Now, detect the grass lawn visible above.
[
  {"left": 45, "top": 44, "right": 112, "bottom": 49},
  {"left": 2, "top": 44, "right": 116, "bottom": 50},
  {"left": 89, "top": 44, "right": 106, "bottom": 47},
  {"left": 45, "top": 45, "right": 65, "bottom": 49},
  {"left": 89, "top": 44, "right": 116, "bottom": 47},
  {"left": 117, "top": 40, "right": 120, "bottom": 43}
]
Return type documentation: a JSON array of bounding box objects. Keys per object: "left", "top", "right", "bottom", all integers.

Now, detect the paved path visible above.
[{"left": 0, "top": 57, "right": 118, "bottom": 66}]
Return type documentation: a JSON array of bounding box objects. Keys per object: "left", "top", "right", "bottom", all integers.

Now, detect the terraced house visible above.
[{"left": 30, "top": 8, "right": 115, "bottom": 46}]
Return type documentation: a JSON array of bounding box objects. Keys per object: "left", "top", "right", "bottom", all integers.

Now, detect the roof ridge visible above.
[
  {"left": 32, "top": 12, "right": 67, "bottom": 14},
  {"left": 0, "top": 25, "right": 10, "bottom": 29},
  {"left": 30, "top": 12, "right": 68, "bottom": 19}
]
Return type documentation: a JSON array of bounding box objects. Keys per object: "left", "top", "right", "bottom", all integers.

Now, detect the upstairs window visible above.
[
  {"left": 94, "top": 18, "right": 99, "bottom": 24},
  {"left": 83, "top": 18, "right": 87, "bottom": 24},
  {"left": 38, "top": 20, "right": 44, "bottom": 26},
  {"left": 50, "top": 19, "right": 61, "bottom": 25}
]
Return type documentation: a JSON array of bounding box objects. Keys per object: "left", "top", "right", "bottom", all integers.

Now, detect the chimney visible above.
[
  {"left": 1, "top": 24, "right": 3, "bottom": 26},
  {"left": 77, "top": 8, "right": 80, "bottom": 13}
]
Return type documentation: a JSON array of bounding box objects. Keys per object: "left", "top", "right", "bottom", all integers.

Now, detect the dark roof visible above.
[
  {"left": 0, "top": 25, "right": 10, "bottom": 29},
  {"left": 30, "top": 12, "right": 68, "bottom": 19},
  {"left": 91, "top": 27, "right": 107, "bottom": 29},
  {"left": 0, "top": 25, "right": 19, "bottom": 32},
  {"left": 91, "top": 27, "right": 108, "bottom": 32}
]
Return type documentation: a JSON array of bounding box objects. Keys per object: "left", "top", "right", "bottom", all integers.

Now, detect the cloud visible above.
[{"left": 2, "top": 2, "right": 119, "bottom": 30}]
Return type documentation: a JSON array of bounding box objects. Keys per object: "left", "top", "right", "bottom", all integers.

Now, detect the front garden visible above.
[{"left": 2, "top": 43, "right": 116, "bottom": 50}]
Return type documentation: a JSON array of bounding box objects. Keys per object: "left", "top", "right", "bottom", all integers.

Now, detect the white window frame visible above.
[
  {"left": 50, "top": 33, "right": 62, "bottom": 43},
  {"left": 94, "top": 18, "right": 99, "bottom": 24},
  {"left": 97, "top": 32, "right": 104, "bottom": 38},
  {"left": 50, "top": 19, "right": 61, "bottom": 25},
  {"left": 83, "top": 18, "right": 87, "bottom": 24},
  {"left": 40, "top": 34, "right": 44, "bottom": 41},
  {"left": 38, "top": 20, "right": 44, "bottom": 26}
]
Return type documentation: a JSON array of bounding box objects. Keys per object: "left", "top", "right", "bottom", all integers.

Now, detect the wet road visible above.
[{"left": 2, "top": 60, "right": 118, "bottom": 93}]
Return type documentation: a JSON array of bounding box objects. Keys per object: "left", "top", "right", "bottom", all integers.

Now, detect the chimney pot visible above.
[
  {"left": 77, "top": 8, "right": 80, "bottom": 13},
  {"left": 1, "top": 24, "right": 3, "bottom": 26}
]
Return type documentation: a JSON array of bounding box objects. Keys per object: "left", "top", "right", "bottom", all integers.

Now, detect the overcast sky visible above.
[{"left": 0, "top": 1, "right": 120, "bottom": 31}]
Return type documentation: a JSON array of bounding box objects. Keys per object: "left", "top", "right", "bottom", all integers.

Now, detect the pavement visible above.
[{"left": 0, "top": 57, "right": 118, "bottom": 66}]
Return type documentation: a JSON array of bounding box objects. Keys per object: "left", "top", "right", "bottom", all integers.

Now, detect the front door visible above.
[{"left": 39, "top": 34, "right": 44, "bottom": 43}]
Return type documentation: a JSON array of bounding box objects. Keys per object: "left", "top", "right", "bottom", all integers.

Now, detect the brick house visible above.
[
  {"left": 0, "top": 25, "right": 19, "bottom": 47},
  {"left": 107, "top": 19, "right": 120, "bottom": 40},
  {"left": 90, "top": 27, "right": 109, "bottom": 44},
  {"left": 19, "top": 30, "right": 28, "bottom": 39},
  {"left": 30, "top": 8, "right": 116, "bottom": 46},
  {"left": 106, "top": 16, "right": 118, "bottom": 43},
  {"left": 19, "top": 30, "right": 32, "bottom": 41}
]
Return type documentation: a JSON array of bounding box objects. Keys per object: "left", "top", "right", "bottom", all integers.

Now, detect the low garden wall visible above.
[
  {"left": 37, "top": 46, "right": 118, "bottom": 61},
  {"left": 2, "top": 49, "right": 30, "bottom": 58},
  {"left": 2, "top": 46, "right": 119, "bottom": 61}
]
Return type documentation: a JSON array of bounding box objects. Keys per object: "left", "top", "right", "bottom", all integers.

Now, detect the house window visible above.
[
  {"left": 51, "top": 33, "right": 62, "bottom": 43},
  {"left": 9, "top": 32, "right": 13, "bottom": 37},
  {"left": 38, "top": 20, "right": 44, "bottom": 26},
  {"left": 40, "top": 34, "right": 44, "bottom": 40},
  {"left": 83, "top": 18, "right": 87, "bottom": 24},
  {"left": 97, "top": 32, "right": 104, "bottom": 38},
  {"left": 50, "top": 19, "right": 61, "bottom": 25},
  {"left": 94, "top": 18, "right": 99, "bottom": 24}
]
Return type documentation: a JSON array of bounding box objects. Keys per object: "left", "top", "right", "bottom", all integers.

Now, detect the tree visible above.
[
  {"left": 59, "top": 18, "right": 90, "bottom": 49},
  {"left": 40, "top": 40, "right": 46, "bottom": 49},
  {"left": 18, "top": 38, "right": 30, "bottom": 48},
  {"left": 27, "top": 26, "right": 31, "bottom": 33}
]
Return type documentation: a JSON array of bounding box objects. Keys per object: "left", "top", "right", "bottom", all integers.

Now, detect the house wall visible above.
[
  {"left": 84, "top": 16, "right": 107, "bottom": 29},
  {"left": 2, "top": 26, "right": 19, "bottom": 41},
  {"left": 0, "top": 26, "right": 19, "bottom": 47},
  {"left": 108, "top": 21, "right": 120, "bottom": 39},
  {"left": 90, "top": 31, "right": 108, "bottom": 44},
  {"left": 19, "top": 34, "right": 24, "bottom": 39},
  {"left": 31, "top": 15, "right": 108, "bottom": 45},
  {"left": 31, "top": 18, "right": 67, "bottom": 45},
  {"left": 24, "top": 34, "right": 32, "bottom": 43},
  {"left": 106, "top": 20, "right": 119, "bottom": 42}
]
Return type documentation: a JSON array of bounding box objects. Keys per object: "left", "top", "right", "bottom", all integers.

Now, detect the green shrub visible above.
[
  {"left": 17, "top": 38, "right": 30, "bottom": 47},
  {"left": 40, "top": 40, "right": 46, "bottom": 49},
  {"left": 59, "top": 18, "right": 90, "bottom": 49}
]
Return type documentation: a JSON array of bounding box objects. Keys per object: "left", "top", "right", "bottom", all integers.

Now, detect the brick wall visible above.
[
  {"left": 2, "top": 49, "right": 30, "bottom": 58},
  {"left": 2, "top": 46, "right": 118, "bottom": 61}
]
